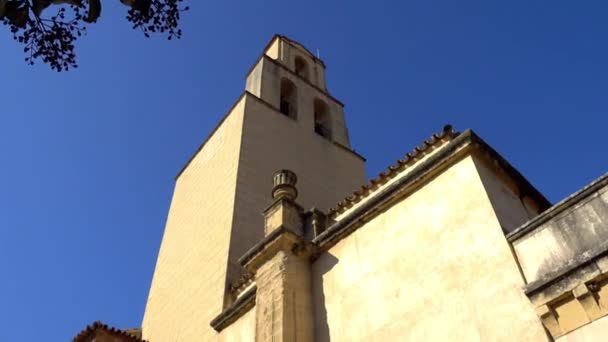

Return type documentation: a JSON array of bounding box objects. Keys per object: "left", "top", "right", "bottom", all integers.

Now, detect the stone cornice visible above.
[
  {"left": 524, "top": 239, "right": 608, "bottom": 296},
  {"left": 508, "top": 172, "right": 608, "bottom": 242},
  {"left": 314, "top": 129, "right": 550, "bottom": 251},
  {"left": 239, "top": 226, "right": 316, "bottom": 273},
  {"left": 209, "top": 285, "right": 257, "bottom": 332}
]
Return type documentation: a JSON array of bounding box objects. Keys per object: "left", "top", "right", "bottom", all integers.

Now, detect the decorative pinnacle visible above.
[{"left": 272, "top": 169, "right": 298, "bottom": 201}]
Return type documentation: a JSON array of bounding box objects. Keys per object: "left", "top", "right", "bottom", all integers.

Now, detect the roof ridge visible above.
[{"left": 328, "top": 124, "right": 459, "bottom": 217}]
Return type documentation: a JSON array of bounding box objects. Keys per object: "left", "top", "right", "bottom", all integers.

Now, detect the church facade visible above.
[{"left": 75, "top": 35, "right": 608, "bottom": 341}]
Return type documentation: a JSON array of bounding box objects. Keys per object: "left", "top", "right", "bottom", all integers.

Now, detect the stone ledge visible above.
[
  {"left": 210, "top": 285, "right": 256, "bottom": 332},
  {"left": 508, "top": 172, "right": 608, "bottom": 242},
  {"left": 525, "top": 241, "right": 608, "bottom": 296},
  {"left": 239, "top": 226, "right": 316, "bottom": 273}
]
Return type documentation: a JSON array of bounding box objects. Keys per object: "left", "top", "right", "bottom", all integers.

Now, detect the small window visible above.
[
  {"left": 294, "top": 56, "right": 309, "bottom": 81},
  {"left": 314, "top": 99, "right": 331, "bottom": 139},
  {"left": 280, "top": 78, "right": 297, "bottom": 119}
]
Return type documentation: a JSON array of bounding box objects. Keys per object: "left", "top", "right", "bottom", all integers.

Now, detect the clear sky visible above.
[{"left": 1, "top": 1, "right": 607, "bottom": 340}]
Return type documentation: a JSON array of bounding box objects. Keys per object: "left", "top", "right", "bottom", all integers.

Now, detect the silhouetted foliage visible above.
[{"left": 1, "top": 0, "right": 189, "bottom": 71}]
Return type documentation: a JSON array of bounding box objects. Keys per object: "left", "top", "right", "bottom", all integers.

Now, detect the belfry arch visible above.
[
  {"left": 280, "top": 78, "right": 297, "bottom": 119},
  {"left": 294, "top": 56, "right": 310, "bottom": 81},
  {"left": 314, "top": 98, "right": 331, "bottom": 139}
]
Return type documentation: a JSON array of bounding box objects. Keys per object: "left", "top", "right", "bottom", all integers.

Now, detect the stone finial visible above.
[{"left": 272, "top": 169, "right": 298, "bottom": 201}]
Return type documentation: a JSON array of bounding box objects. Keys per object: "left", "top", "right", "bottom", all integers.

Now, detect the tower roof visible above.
[{"left": 263, "top": 34, "right": 326, "bottom": 67}]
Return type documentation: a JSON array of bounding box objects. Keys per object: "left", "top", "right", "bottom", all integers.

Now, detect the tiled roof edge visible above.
[
  {"left": 328, "top": 124, "right": 458, "bottom": 216},
  {"left": 72, "top": 321, "right": 147, "bottom": 342},
  {"left": 210, "top": 285, "right": 257, "bottom": 332},
  {"left": 315, "top": 128, "right": 550, "bottom": 251}
]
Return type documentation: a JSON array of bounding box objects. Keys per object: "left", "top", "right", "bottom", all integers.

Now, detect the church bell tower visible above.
[{"left": 142, "top": 35, "right": 366, "bottom": 341}]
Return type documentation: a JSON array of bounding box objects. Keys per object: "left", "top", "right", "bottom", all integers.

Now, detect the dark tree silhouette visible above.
[{"left": 1, "top": 0, "right": 189, "bottom": 71}]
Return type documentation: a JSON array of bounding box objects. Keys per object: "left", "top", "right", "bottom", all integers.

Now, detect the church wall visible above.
[
  {"left": 142, "top": 98, "right": 247, "bottom": 342},
  {"left": 225, "top": 94, "right": 366, "bottom": 282},
  {"left": 473, "top": 156, "right": 539, "bottom": 234},
  {"left": 217, "top": 307, "right": 256, "bottom": 342},
  {"left": 312, "top": 155, "right": 548, "bottom": 341}
]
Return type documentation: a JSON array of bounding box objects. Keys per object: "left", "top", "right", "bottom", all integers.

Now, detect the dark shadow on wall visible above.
[{"left": 312, "top": 252, "right": 339, "bottom": 342}]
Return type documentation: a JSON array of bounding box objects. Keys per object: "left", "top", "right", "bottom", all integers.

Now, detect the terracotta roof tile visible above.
[
  {"left": 72, "top": 321, "right": 146, "bottom": 342},
  {"left": 328, "top": 125, "right": 459, "bottom": 216}
]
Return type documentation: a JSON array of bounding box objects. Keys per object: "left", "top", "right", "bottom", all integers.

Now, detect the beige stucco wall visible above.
[
  {"left": 557, "top": 314, "right": 608, "bottom": 342},
  {"left": 217, "top": 307, "right": 256, "bottom": 342},
  {"left": 312, "top": 155, "right": 548, "bottom": 341},
  {"left": 142, "top": 98, "right": 246, "bottom": 342}
]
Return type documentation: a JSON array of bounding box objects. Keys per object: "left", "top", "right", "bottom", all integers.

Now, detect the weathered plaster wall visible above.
[
  {"left": 217, "top": 307, "right": 256, "bottom": 342},
  {"left": 142, "top": 98, "right": 246, "bottom": 342},
  {"left": 507, "top": 175, "right": 608, "bottom": 340},
  {"left": 512, "top": 181, "right": 608, "bottom": 285},
  {"left": 312, "top": 155, "right": 548, "bottom": 341}
]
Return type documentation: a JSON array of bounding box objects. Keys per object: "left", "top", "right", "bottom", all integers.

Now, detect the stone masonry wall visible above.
[{"left": 142, "top": 98, "right": 246, "bottom": 342}]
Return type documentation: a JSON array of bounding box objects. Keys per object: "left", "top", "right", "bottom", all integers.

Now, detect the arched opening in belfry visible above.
[
  {"left": 314, "top": 99, "right": 331, "bottom": 139},
  {"left": 294, "top": 56, "right": 310, "bottom": 81},
  {"left": 280, "top": 78, "right": 297, "bottom": 119}
]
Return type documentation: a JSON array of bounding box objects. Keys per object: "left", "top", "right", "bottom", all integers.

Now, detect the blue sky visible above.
[{"left": 1, "top": 1, "right": 607, "bottom": 340}]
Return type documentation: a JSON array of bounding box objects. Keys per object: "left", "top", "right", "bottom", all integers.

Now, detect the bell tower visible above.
[
  {"left": 245, "top": 35, "right": 352, "bottom": 147},
  {"left": 142, "top": 35, "right": 366, "bottom": 341}
]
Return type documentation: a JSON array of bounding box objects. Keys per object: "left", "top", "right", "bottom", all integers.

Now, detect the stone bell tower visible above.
[{"left": 142, "top": 35, "right": 366, "bottom": 341}]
